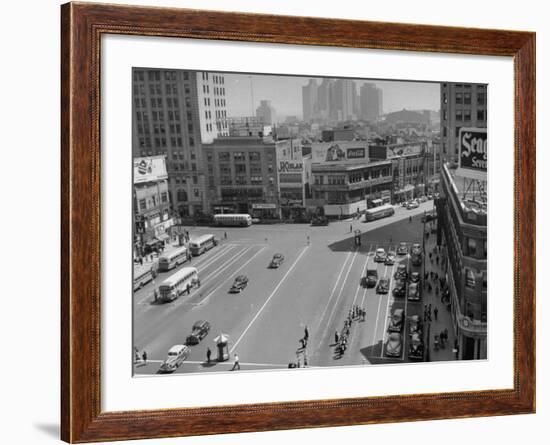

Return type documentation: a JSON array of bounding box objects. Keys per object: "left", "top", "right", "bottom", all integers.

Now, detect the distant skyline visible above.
[{"left": 222, "top": 73, "right": 441, "bottom": 120}]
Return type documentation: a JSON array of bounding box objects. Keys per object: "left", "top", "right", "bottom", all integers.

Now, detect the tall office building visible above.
[
  {"left": 132, "top": 69, "right": 228, "bottom": 217},
  {"left": 359, "top": 82, "right": 383, "bottom": 121},
  {"left": 440, "top": 82, "right": 487, "bottom": 164},
  {"left": 317, "top": 78, "right": 332, "bottom": 120},
  {"left": 256, "top": 100, "right": 277, "bottom": 125},
  {"left": 302, "top": 79, "right": 318, "bottom": 122},
  {"left": 330, "top": 79, "right": 356, "bottom": 121}
]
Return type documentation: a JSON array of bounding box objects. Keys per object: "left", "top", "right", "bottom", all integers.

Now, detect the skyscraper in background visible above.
[
  {"left": 302, "top": 79, "right": 318, "bottom": 122},
  {"left": 256, "top": 99, "right": 277, "bottom": 125},
  {"left": 330, "top": 79, "right": 356, "bottom": 121},
  {"left": 359, "top": 82, "right": 383, "bottom": 121}
]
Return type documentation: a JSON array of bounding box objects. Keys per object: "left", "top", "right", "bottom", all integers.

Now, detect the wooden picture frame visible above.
[{"left": 61, "top": 2, "right": 535, "bottom": 442}]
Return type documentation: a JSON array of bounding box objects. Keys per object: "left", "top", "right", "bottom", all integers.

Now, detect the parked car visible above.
[
  {"left": 374, "top": 248, "right": 387, "bottom": 262},
  {"left": 311, "top": 216, "right": 329, "bottom": 226},
  {"left": 385, "top": 251, "right": 396, "bottom": 265},
  {"left": 269, "top": 253, "right": 285, "bottom": 268},
  {"left": 392, "top": 280, "right": 406, "bottom": 298},
  {"left": 421, "top": 212, "right": 437, "bottom": 223},
  {"left": 394, "top": 263, "right": 408, "bottom": 281},
  {"left": 186, "top": 320, "right": 211, "bottom": 345},
  {"left": 159, "top": 344, "right": 190, "bottom": 373},
  {"left": 397, "top": 242, "right": 408, "bottom": 255},
  {"left": 407, "top": 282, "right": 421, "bottom": 302},
  {"left": 385, "top": 332, "right": 403, "bottom": 357},
  {"left": 408, "top": 314, "right": 423, "bottom": 336},
  {"left": 376, "top": 278, "right": 390, "bottom": 294},
  {"left": 388, "top": 308, "right": 405, "bottom": 332},
  {"left": 407, "top": 200, "right": 420, "bottom": 209},
  {"left": 229, "top": 275, "right": 249, "bottom": 293},
  {"left": 408, "top": 332, "right": 424, "bottom": 360},
  {"left": 410, "top": 271, "right": 421, "bottom": 283},
  {"left": 419, "top": 195, "right": 428, "bottom": 203}
]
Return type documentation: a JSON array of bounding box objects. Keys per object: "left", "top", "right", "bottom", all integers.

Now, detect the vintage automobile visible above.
[
  {"left": 407, "top": 200, "right": 420, "bottom": 210},
  {"left": 410, "top": 271, "right": 421, "bottom": 283},
  {"left": 185, "top": 320, "right": 211, "bottom": 345},
  {"left": 374, "top": 248, "right": 387, "bottom": 262},
  {"left": 311, "top": 216, "right": 329, "bottom": 226},
  {"left": 408, "top": 332, "right": 424, "bottom": 360},
  {"left": 158, "top": 344, "right": 190, "bottom": 373},
  {"left": 407, "top": 282, "right": 421, "bottom": 302},
  {"left": 376, "top": 278, "right": 390, "bottom": 294},
  {"left": 229, "top": 275, "right": 249, "bottom": 293},
  {"left": 363, "top": 268, "right": 378, "bottom": 288},
  {"left": 408, "top": 314, "right": 423, "bottom": 336},
  {"left": 394, "top": 263, "right": 408, "bottom": 281},
  {"left": 397, "top": 242, "right": 408, "bottom": 256},
  {"left": 269, "top": 253, "right": 285, "bottom": 268},
  {"left": 392, "top": 280, "right": 406, "bottom": 298},
  {"left": 385, "top": 251, "right": 396, "bottom": 265},
  {"left": 385, "top": 332, "right": 403, "bottom": 357},
  {"left": 388, "top": 308, "right": 405, "bottom": 332}
]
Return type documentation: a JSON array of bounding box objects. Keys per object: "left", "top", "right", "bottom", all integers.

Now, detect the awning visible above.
[
  {"left": 145, "top": 239, "right": 159, "bottom": 246},
  {"left": 157, "top": 233, "right": 170, "bottom": 241}
]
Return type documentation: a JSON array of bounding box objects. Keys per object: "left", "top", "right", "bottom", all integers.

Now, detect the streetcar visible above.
[
  {"left": 189, "top": 234, "right": 218, "bottom": 256},
  {"left": 158, "top": 267, "right": 199, "bottom": 302},
  {"left": 364, "top": 204, "right": 395, "bottom": 222},
  {"left": 213, "top": 213, "right": 252, "bottom": 227},
  {"left": 158, "top": 245, "right": 189, "bottom": 271}
]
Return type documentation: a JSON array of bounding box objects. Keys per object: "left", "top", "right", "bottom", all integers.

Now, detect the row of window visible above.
[
  {"left": 441, "top": 108, "right": 486, "bottom": 122},
  {"left": 137, "top": 192, "right": 169, "bottom": 211}
]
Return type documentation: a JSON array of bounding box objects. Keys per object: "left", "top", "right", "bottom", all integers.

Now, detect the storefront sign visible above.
[
  {"left": 311, "top": 141, "right": 368, "bottom": 164},
  {"left": 346, "top": 148, "right": 365, "bottom": 159},
  {"left": 458, "top": 128, "right": 487, "bottom": 180},
  {"left": 252, "top": 203, "right": 277, "bottom": 209},
  {"left": 278, "top": 160, "right": 303, "bottom": 173}
]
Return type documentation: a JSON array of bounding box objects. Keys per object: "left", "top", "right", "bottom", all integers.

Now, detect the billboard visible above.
[
  {"left": 133, "top": 156, "right": 168, "bottom": 184},
  {"left": 311, "top": 141, "right": 368, "bottom": 164},
  {"left": 457, "top": 128, "right": 487, "bottom": 180}
]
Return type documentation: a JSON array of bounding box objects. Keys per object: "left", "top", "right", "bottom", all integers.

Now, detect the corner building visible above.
[{"left": 437, "top": 163, "right": 487, "bottom": 360}]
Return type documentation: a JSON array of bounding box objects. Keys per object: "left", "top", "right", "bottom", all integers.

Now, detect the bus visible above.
[
  {"left": 213, "top": 213, "right": 252, "bottom": 227},
  {"left": 133, "top": 264, "right": 154, "bottom": 291},
  {"left": 365, "top": 204, "right": 395, "bottom": 222},
  {"left": 158, "top": 267, "right": 199, "bottom": 302},
  {"left": 158, "top": 245, "right": 189, "bottom": 272},
  {"left": 189, "top": 234, "right": 218, "bottom": 256}
]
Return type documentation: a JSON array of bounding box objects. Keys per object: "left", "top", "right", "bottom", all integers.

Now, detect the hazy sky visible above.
[{"left": 223, "top": 73, "right": 440, "bottom": 119}]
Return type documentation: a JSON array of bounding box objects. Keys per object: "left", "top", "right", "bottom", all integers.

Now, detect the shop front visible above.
[{"left": 251, "top": 203, "right": 279, "bottom": 220}]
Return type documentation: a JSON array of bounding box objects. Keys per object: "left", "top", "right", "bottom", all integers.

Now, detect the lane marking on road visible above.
[
  {"left": 192, "top": 243, "right": 236, "bottom": 270},
  {"left": 316, "top": 250, "right": 359, "bottom": 350},
  {"left": 200, "top": 246, "right": 252, "bottom": 284},
  {"left": 135, "top": 359, "right": 292, "bottom": 367},
  {"left": 193, "top": 246, "right": 266, "bottom": 308},
  {"left": 313, "top": 251, "right": 353, "bottom": 341},
  {"left": 230, "top": 246, "right": 310, "bottom": 354}
]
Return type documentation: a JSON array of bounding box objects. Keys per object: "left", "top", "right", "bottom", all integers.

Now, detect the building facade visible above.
[
  {"left": 440, "top": 82, "right": 487, "bottom": 164},
  {"left": 437, "top": 163, "right": 487, "bottom": 360},
  {"left": 133, "top": 156, "right": 173, "bottom": 257},
  {"left": 359, "top": 82, "right": 383, "bottom": 121},
  {"left": 132, "top": 69, "right": 228, "bottom": 217},
  {"left": 256, "top": 100, "right": 277, "bottom": 125},
  {"left": 302, "top": 79, "right": 318, "bottom": 122}
]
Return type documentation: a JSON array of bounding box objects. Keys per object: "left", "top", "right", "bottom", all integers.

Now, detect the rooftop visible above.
[{"left": 444, "top": 163, "right": 487, "bottom": 217}]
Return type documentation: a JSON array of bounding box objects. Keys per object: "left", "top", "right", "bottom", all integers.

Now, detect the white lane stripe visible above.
[
  {"left": 193, "top": 244, "right": 235, "bottom": 269},
  {"left": 230, "top": 246, "right": 309, "bottom": 354},
  {"left": 196, "top": 246, "right": 266, "bottom": 306},
  {"left": 201, "top": 246, "right": 251, "bottom": 283},
  {"left": 314, "top": 252, "right": 353, "bottom": 336}
]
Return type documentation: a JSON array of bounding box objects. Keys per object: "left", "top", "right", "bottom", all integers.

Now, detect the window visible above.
[
  {"left": 455, "top": 109, "right": 463, "bottom": 121},
  {"left": 219, "top": 152, "right": 230, "bottom": 161},
  {"left": 464, "top": 92, "right": 472, "bottom": 105},
  {"left": 477, "top": 109, "right": 485, "bottom": 121},
  {"left": 189, "top": 137, "right": 195, "bottom": 147},
  {"left": 177, "top": 189, "right": 188, "bottom": 202},
  {"left": 466, "top": 237, "right": 477, "bottom": 256},
  {"left": 193, "top": 176, "right": 198, "bottom": 184},
  {"left": 139, "top": 199, "right": 146, "bottom": 210},
  {"left": 465, "top": 268, "right": 476, "bottom": 289},
  {"left": 455, "top": 92, "right": 463, "bottom": 104},
  {"left": 455, "top": 126, "right": 462, "bottom": 137},
  {"left": 442, "top": 110, "right": 447, "bottom": 121},
  {"left": 183, "top": 72, "right": 189, "bottom": 80},
  {"left": 464, "top": 109, "right": 471, "bottom": 121}
]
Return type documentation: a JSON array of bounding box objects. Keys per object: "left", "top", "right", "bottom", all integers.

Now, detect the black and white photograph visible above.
[{"left": 132, "top": 69, "right": 487, "bottom": 376}]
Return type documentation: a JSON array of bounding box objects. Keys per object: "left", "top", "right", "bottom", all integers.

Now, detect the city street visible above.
[{"left": 133, "top": 200, "right": 455, "bottom": 375}]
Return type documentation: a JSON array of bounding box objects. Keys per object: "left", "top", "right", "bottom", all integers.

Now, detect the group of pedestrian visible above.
[
  {"left": 334, "top": 305, "right": 365, "bottom": 358},
  {"left": 134, "top": 347, "right": 148, "bottom": 365}
]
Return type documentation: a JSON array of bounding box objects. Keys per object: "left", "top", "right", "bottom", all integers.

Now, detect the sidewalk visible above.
[{"left": 422, "top": 225, "right": 457, "bottom": 362}]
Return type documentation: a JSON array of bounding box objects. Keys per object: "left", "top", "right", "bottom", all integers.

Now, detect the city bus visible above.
[
  {"left": 158, "top": 267, "right": 199, "bottom": 302},
  {"left": 189, "top": 234, "right": 218, "bottom": 256},
  {"left": 213, "top": 213, "right": 252, "bottom": 227},
  {"left": 365, "top": 204, "right": 395, "bottom": 222},
  {"left": 158, "top": 245, "right": 189, "bottom": 272},
  {"left": 133, "top": 264, "right": 154, "bottom": 291}
]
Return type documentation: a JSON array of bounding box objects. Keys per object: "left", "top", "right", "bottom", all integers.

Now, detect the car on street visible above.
[
  {"left": 401, "top": 201, "right": 409, "bottom": 207},
  {"left": 269, "top": 253, "right": 285, "bottom": 268},
  {"left": 374, "top": 247, "right": 387, "bottom": 262},
  {"left": 159, "top": 344, "right": 190, "bottom": 373},
  {"left": 229, "top": 275, "right": 249, "bottom": 293},
  {"left": 376, "top": 278, "right": 390, "bottom": 294},
  {"left": 394, "top": 263, "right": 408, "bottom": 281},
  {"left": 385, "top": 332, "right": 403, "bottom": 357},
  {"left": 397, "top": 242, "right": 408, "bottom": 255},
  {"left": 410, "top": 271, "right": 421, "bottom": 283},
  {"left": 407, "top": 200, "right": 420, "bottom": 210},
  {"left": 186, "top": 320, "right": 211, "bottom": 345},
  {"left": 407, "top": 282, "right": 421, "bottom": 302},
  {"left": 385, "top": 251, "right": 396, "bottom": 265},
  {"left": 408, "top": 332, "right": 424, "bottom": 360},
  {"left": 409, "top": 314, "right": 423, "bottom": 336},
  {"left": 311, "top": 216, "right": 329, "bottom": 226},
  {"left": 388, "top": 308, "right": 405, "bottom": 332},
  {"left": 421, "top": 211, "right": 437, "bottom": 223},
  {"left": 419, "top": 195, "right": 428, "bottom": 203},
  {"left": 392, "top": 280, "right": 406, "bottom": 298},
  {"left": 363, "top": 268, "right": 378, "bottom": 288}
]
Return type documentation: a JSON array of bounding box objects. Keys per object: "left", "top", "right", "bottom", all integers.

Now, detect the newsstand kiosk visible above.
[{"left": 213, "top": 333, "right": 230, "bottom": 362}]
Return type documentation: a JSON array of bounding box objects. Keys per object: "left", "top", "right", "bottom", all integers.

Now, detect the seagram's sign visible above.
[{"left": 459, "top": 128, "right": 487, "bottom": 174}]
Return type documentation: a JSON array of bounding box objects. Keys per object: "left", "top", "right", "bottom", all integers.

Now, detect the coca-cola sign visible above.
[{"left": 459, "top": 128, "right": 487, "bottom": 173}]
